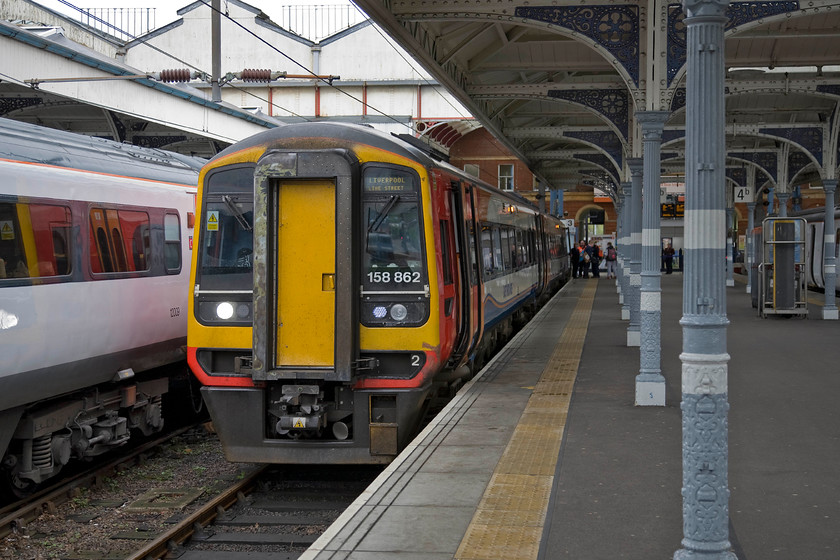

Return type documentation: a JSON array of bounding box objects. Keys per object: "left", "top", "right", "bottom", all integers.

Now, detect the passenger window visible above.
[
  {"left": 90, "top": 207, "right": 151, "bottom": 275},
  {"left": 1, "top": 202, "right": 71, "bottom": 279},
  {"left": 164, "top": 213, "right": 181, "bottom": 273}
]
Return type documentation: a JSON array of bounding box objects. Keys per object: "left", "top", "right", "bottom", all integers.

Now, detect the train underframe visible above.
[
  {"left": 201, "top": 381, "right": 431, "bottom": 464},
  {"left": 1, "top": 377, "right": 169, "bottom": 495}
]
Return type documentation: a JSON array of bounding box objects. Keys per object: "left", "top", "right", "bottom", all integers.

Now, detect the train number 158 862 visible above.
[{"left": 367, "top": 271, "right": 420, "bottom": 283}]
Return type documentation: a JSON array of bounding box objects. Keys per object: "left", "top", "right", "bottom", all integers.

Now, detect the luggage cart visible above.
[{"left": 757, "top": 217, "right": 808, "bottom": 318}]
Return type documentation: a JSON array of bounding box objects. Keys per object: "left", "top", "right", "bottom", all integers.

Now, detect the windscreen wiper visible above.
[
  {"left": 367, "top": 195, "right": 400, "bottom": 233},
  {"left": 222, "top": 195, "right": 252, "bottom": 232}
]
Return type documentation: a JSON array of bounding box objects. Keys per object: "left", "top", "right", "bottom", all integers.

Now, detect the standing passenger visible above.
[
  {"left": 605, "top": 242, "right": 617, "bottom": 279},
  {"left": 571, "top": 242, "right": 580, "bottom": 278},
  {"left": 578, "top": 240, "right": 590, "bottom": 278},
  {"left": 590, "top": 241, "right": 602, "bottom": 278},
  {"left": 663, "top": 243, "right": 676, "bottom": 274}
]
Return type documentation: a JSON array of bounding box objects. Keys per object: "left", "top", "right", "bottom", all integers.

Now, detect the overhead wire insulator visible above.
[
  {"left": 157, "top": 68, "right": 193, "bottom": 83},
  {"left": 239, "top": 69, "right": 273, "bottom": 82}
]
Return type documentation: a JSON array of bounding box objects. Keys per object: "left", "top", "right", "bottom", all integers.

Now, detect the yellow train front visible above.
[{"left": 188, "top": 122, "right": 568, "bottom": 463}]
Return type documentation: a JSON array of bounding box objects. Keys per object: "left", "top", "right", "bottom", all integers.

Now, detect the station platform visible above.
[{"left": 302, "top": 273, "right": 840, "bottom": 560}]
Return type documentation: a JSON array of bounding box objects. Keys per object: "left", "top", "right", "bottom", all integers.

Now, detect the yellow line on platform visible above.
[{"left": 454, "top": 281, "right": 598, "bottom": 560}]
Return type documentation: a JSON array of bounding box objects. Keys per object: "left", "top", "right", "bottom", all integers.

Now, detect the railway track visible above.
[
  {"left": 2, "top": 423, "right": 381, "bottom": 560},
  {"left": 135, "top": 464, "right": 382, "bottom": 560},
  {"left": 0, "top": 423, "right": 201, "bottom": 539}
]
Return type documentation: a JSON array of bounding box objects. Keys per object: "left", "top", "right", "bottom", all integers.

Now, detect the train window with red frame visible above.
[
  {"left": 117, "top": 210, "right": 151, "bottom": 272},
  {"left": 0, "top": 202, "right": 71, "bottom": 279},
  {"left": 89, "top": 207, "right": 150, "bottom": 274}
]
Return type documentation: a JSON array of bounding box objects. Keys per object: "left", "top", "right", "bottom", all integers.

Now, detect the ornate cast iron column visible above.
[
  {"left": 621, "top": 181, "right": 633, "bottom": 319},
  {"left": 636, "top": 111, "right": 669, "bottom": 406},
  {"left": 628, "top": 158, "right": 643, "bottom": 346},
  {"left": 823, "top": 180, "right": 838, "bottom": 319},
  {"left": 676, "top": 0, "right": 736, "bottom": 558}
]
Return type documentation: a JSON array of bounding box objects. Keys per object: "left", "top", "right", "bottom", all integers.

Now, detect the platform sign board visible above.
[{"left": 734, "top": 185, "right": 755, "bottom": 203}]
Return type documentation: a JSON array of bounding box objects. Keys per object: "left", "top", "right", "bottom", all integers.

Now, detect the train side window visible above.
[
  {"left": 493, "top": 227, "right": 504, "bottom": 273},
  {"left": 439, "top": 220, "right": 453, "bottom": 285},
  {"left": 117, "top": 210, "right": 150, "bottom": 272},
  {"left": 500, "top": 227, "right": 512, "bottom": 271},
  {"left": 467, "top": 220, "right": 479, "bottom": 285},
  {"left": 164, "top": 213, "right": 181, "bottom": 274},
  {"left": 1, "top": 202, "right": 72, "bottom": 279},
  {"left": 480, "top": 224, "right": 493, "bottom": 278},
  {"left": 111, "top": 228, "right": 128, "bottom": 272}
]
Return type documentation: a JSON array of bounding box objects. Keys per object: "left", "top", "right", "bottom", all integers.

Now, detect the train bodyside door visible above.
[{"left": 448, "top": 180, "right": 482, "bottom": 367}]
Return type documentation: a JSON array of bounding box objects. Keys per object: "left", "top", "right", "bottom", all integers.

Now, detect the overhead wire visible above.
[
  {"left": 195, "top": 0, "right": 415, "bottom": 134},
  {"left": 43, "top": 0, "right": 494, "bottom": 178},
  {"left": 51, "top": 0, "right": 311, "bottom": 121}
]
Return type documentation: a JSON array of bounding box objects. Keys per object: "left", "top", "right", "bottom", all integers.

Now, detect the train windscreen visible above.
[
  {"left": 361, "top": 166, "right": 426, "bottom": 292},
  {"left": 197, "top": 166, "right": 254, "bottom": 291}
]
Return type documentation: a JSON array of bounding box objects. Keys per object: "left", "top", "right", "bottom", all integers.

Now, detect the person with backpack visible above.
[
  {"left": 578, "top": 240, "right": 590, "bottom": 278},
  {"left": 605, "top": 241, "right": 618, "bottom": 279}
]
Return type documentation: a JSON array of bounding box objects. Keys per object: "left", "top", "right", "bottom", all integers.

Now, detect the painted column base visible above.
[
  {"left": 726, "top": 279, "right": 735, "bottom": 287},
  {"left": 621, "top": 307, "right": 630, "bottom": 320},
  {"left": 822, "top": 307, "right": 839, "bottom": 320},
  {"left": 674, "top": 549, "right": 737, "bottom": 560},
  {"left": 635, "top": 375, "right": 665, "bottom": 406},
  {"left": 627, "top": 329, "right": 640, "bottom": 347}
]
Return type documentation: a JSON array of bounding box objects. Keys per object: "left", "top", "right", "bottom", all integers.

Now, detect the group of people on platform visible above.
[
  {"left": 571, "top": 240, "right": 678, "bottom": 278},
  {"left": 571, "top": 239, "right": 617, "bottom": 279}
]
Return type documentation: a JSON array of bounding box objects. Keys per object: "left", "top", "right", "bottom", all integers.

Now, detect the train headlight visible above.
[
  {"left": 390, "top": 304, "right": 408, "bottom": 321},
  {"left": 216, "top": 302, "right": 235, "bottom": 320},
  {"left": 197, "top": 299, "right": 253, "bottom": 325}
]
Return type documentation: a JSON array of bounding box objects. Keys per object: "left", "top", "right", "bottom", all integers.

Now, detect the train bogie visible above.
[{"left": 188, "top": 122, "right": 570, "bottom": 464}]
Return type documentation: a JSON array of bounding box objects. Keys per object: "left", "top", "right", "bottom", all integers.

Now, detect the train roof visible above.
[
  {"left": 214, "top": 121, "right": 545, "bottom": 214},
  {"left": 0, "top": 117, "right": 204, "bottom": 185},
  {"left": 212, "top": 121, "right": 434, "bottom": 167}
]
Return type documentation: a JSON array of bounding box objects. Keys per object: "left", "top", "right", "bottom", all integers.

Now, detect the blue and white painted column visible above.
[
  {"left": 636, "top": 111, "right": 669, "bottom": 406},
  {"left": 676, "top": 0, "right": 736, "bottom": 558},
  {"left": 767, "top": 186, "right": 776, "bottom": 215},
  {"left": 777, "top": 191, "right": 790, "bottom": 217},
  {"left": 725, "top": 208, "right": 735, "bottom": 287},
  {"left": 823, "top": 180, "right": 838, "bottom": 320},
  {"left": 746, "top": 201, "right": 756, "bottom": 294},
  {"left": 550, "top": 188, "right": 565, "bottom": 217},
  {"left": 627, "top": 158, "right": 644, "bottom": 346},
  {"left": 620, "top": 181, "right": 633, "bottom": 320}
]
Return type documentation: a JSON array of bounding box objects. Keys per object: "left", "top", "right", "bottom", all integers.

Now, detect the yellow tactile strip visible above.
[{"left": 455, "top": 281, "right": 597, "bottom": 560}]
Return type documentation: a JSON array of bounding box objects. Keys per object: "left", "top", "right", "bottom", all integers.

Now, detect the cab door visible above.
[
  {"left": 251, "top": 151, "right": 359, "bottom": 383},
  {"left": 274, "top": 180, "right": 335, "bottom": 368}
]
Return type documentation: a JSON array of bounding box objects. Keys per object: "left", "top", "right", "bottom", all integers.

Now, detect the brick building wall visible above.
[{"left": 449, "top": 128, "right": 617, "bottom": 243}]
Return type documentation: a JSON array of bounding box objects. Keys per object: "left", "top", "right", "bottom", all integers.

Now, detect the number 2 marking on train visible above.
[{"left": 411, "top": 355, "right": 421, "bottom": 367}]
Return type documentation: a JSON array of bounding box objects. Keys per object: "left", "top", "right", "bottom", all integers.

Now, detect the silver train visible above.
[
  {"left": 792, "top": 206, "right": 840, "bottom": 293},
  {"left": 0, "top": 118, "right": 202, "bottom": 495}
]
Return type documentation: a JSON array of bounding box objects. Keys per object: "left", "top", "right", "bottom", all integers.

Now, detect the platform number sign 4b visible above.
[{"left": 734, "top": 186, "right": 755, "bottom": 203}]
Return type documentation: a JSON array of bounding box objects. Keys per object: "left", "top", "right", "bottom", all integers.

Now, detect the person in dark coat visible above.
[{"left": 571, "top": 242, "right": 580, "bottom": 278}]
